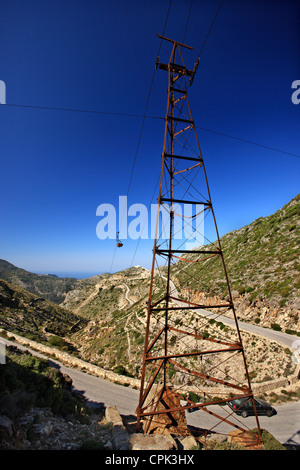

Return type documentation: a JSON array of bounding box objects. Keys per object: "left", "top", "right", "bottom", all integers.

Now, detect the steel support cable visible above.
[
  {"left": 172, "top": 161, "right": 207, "bottom": 202},
  {"left": 109, "top": 67, "right": 156, "bottom": 273},
  {"left": 172, "top": 246, "right": 221, "bottom": 287},
  {"left": 125, "top": 0, "right": 173, "bottom": 195},
  {"left": 196, "top": 125, "right": 300, "bottom": 159},
  {"left": 197, "top": 0, "right": 224, "bottom": 59},
  {"left": 159, "top": 207, "right": 212, "bottom": 258},
  {"left": 3, "top": 105, "right": 299, "bottom": 158},
  {"left": 169, "top": 297, "right": 239, "bottom": 343},
  {"left": 154, "top": 195, "right": 206, "bottom": 244},
  {"left": 182, "top": 0, "right": 194, "bottom": 44},
  {"left": 110, "top": 0, "right": 173, "bottom": 274},
  {"left": 3, "top": 103, "right": 162, "bottom": 120},
  {"left": 129, "top": 174, "right": 160, "bottom": 268}
]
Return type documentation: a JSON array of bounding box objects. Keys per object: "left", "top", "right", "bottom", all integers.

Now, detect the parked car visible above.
[{"left": 228, "top": 397, "right": 276, "bottom": 418}]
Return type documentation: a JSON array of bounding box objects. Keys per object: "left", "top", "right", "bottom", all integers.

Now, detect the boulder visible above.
[
  {"left": 180, "top": 435, "right": 198, "bottom": 450},
  {"left": 0, "top": 415, "right": 14, "bottom": 440},
  {"left": 129, "top": 433, "right": 177, "bottom": 451}
]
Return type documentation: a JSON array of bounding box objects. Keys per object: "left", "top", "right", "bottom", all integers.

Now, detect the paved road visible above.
[
  {"left": 186, "top": 400, "right": 300, "bottom": 448},
  {"left": 168, "top": 279, "right": 299, "bottom": 348},
  {"left": 0, "top": 337, "right": 139, "bottom": 415},
  {"left": 1, "top": 336, "right": 299, "bottom": 446}
]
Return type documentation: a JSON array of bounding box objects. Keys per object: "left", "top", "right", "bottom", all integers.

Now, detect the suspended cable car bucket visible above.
[{"left": 116, "top": 232, "right": 123, "bottom": 247}]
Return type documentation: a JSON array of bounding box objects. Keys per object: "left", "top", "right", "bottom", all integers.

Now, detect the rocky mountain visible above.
[{"left": 0, "top": 259, "right": 78, "bottom": 304}]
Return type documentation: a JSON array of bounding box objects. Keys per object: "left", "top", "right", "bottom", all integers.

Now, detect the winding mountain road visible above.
[
  {"left": 168, "top": 279, "right": 298, "bottom": 349},
  {"left": 1, "top": 333, "right": 299, "bottom": 447},
  {"left": 1, "top": 280, "right": 299, "bottom": 448}
]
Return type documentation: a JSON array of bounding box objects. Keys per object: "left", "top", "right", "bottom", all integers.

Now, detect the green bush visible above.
[
  {"left": 113, "top": 365, "right": 132, "bottom": 377},
  {"left": 47, "top": 335, "right": 70, "bottom": 351},
  {"left": 0, "top": 346, "right": 88, "bottom": 418},
  {"left": 245, "top": 286, "right": 254, "bottom": 293},
  {"left": 210, "top": 441, "right": 246, "bottom": 450},
  {"left": 253, "top": 429, "right": 286, "bottom": 450},
  {"left": 78, "top": 439, "right": 105, "bottom": 450},
  {"left": 285, "top": 329, "right": 298, "bottom": 336},
  {"left": 188, "top": 391, "right": 200, "bottom": 403}
]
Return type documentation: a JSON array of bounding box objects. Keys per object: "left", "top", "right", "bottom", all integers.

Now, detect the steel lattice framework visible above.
[{"left": 136, "top": 36, "right": 262, "bottom": 447}]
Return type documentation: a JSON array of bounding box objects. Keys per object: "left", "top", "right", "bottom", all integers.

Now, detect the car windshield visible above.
[{"left": 231, "top": 398, "right": 246, "bottom": 406}]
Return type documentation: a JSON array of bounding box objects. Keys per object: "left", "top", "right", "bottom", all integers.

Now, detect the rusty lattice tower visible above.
[{"left": 136, "top": 36, "right": 262, "bottom": 446}]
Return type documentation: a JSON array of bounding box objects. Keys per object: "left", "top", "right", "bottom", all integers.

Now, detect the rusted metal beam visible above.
[
  {"left": 167, "top": 115, "right": 194, "bottom": 124},
  {"left": 149, "top": 295, "right": 167, "bottom": 308},
  {"left": 146, "top": 326, "right": 165, "bottom": 353},
  {"left": 145, "top": 345, "right": 242, "bottom": 362},
  {"left": 151, "top": 304, "right": 232, "bottom": 311},
  {"left": 138, "top": 359, "right": 164, "bottom": 411},
  {"left": 160, "top": 197, "right": 211, "bottom": 205},
  {"left": 168, "top": 325, "right": 241, "bottom": 348},
  {"left": 164, "top": 152, "right": 202, "bottom": 162},
  {"left": 156, "top": 34, "right": 194, "bottom": 50},
  {"left": 158, "top": 63, "right": 194, "bottom": 76},
  {"left": 169, "top": 358, "right": 250, "bottom": 393},
  {"left": 156, "top": 249, "right": 220, "bottom": 255}
]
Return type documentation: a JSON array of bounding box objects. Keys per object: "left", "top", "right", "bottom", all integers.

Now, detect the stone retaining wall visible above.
[
  {"left": 1, "top": 329, "right": 298, "bottom": 396},
  {"left": 0, "top": 329, "right": 140, "bottom": 388}
]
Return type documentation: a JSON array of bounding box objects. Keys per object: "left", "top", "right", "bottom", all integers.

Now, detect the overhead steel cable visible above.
[
  {"left": 3, "top": 102, "right": 162, "bottom": 120},
  {"left": 2, "top": 102, "right": 298, "bottom": 158},
  {"left": 195, "top": 125, "right": 300, "bottom": 159},
  {"left": 182, "top": 0, "right": 194, "bottom": 44},
  {"left": 126, "top": 0, "right": 173, "bottom": 197},
  {"left": 197, "top": 0, "right": 224, "bottom": 58},
  {"left": 109, "top": 0, "right": 173, "bottom": 274}
]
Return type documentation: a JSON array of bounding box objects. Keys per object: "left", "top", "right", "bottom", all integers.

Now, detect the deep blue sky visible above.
[{"left": 0, "top": 0, "right": 299, "bottom": 277}]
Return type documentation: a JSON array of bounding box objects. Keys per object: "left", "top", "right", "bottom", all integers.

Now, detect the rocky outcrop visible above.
[
  {"left": 187, "top": 289, "right": 300, "bottom": 332},
  {"left": 0, "top": 416, "right": 14, "bottom": 443}
]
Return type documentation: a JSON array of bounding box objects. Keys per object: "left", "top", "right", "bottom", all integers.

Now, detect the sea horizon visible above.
[{"left": 38, "top": 271, "right": 105, "bottom": 280}]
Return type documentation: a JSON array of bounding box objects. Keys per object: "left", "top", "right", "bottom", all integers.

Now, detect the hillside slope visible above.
[
  {"left": 0, "top": 278, "right": 86, "bottom": 341},
  {"left": 53, "top": 196, "right": 299, "bottom": 384},
  {"left": 62, "top": 266, "right": 164, "bottom": 375},
  {"left": 0, "top": 196, "right": 298, "bottom": 395},
  {"left": 172, "top": 194, "right": 300, "bottom": 332},
  {"left": 0, "top": 260, "right": 78, "bottom": 304},
  {"left": 61, "top": 267, "right": 297, "bottom": 391}
]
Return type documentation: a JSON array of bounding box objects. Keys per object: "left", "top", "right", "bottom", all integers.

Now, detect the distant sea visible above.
[{"left": 38, "top": 272, "right": 103, "bottom": 280}]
